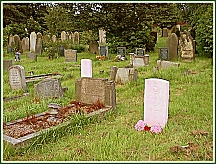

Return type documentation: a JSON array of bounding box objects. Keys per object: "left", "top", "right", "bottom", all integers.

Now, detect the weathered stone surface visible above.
[
  {"left": 117, "top": 47, "right": 126, "bottom": 57},
  {"left": 89, "top": 40, "right": 99, "bottom": 54},
  {"left": 99, "top": 29, "right": 106, "bottom": 44},
  {"left": 8, "top": 65, "right": 27, "bottom": 92},
  {"left": 162, "top": 28, "right": 168, "bottom": 37},
  {"left": 26, "top": 52, "right": 37, "bottom": 61},
  {"left": 166, "top": 33, "right": 178, "bottom": 60},
  {"left": 115, "top": 68, "right": 137, "bottom": 84},
  {"left": 158, "top": 47, "right": 169, "bottom": 60},
  {"left": 34, "top": 78, "right": 63, "bottom": 99},
  {"left": 64, "top": 49, "right": 77, "bottom": 62},
  {"left": 136, "top": 48, "right": 145, "bottom": 56},
  {"left": 3, "top": 60, "right": 12, "bottom": 70},
  {"left": 157, "top": 60, "right": 180, "bottom": 69},
  {"left": 30, "top": 32, "right": 37, "bottom": 53},
  {"left": 99, "top": 46, "right": 109, "bottom": 59}
]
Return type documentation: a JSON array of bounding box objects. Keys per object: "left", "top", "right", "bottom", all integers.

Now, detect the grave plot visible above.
[
  {"left": 25, "top": 73, "right": 63, "bottom": 82},
  {"left": 3, "top": 77, "right": 116, "bottom": 146}
]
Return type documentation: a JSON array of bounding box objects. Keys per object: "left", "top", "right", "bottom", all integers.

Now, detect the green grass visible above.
[{"left": 2, "top": 36, "right": 214, "bottom": 161}]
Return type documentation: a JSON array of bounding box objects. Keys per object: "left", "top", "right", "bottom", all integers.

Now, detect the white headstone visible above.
[
  {"left": 81, "top": 59, "right": 92, "bottom": 77},
  {"left": 99, "top": 29, "right": 106, "bottom": 44},
  {"left": 30, "top": 32, "right": 37, "bottom": 52},
  {"left": 61, "top": 31, "right": 67, "bottom": 42},
  {"left": 144, "top": 78, "right": 169, "bottom": 128}
]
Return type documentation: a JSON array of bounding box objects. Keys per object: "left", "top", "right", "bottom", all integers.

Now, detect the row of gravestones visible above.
[{"left": 7, "top": 31, "right": 80, "bottom": 54}]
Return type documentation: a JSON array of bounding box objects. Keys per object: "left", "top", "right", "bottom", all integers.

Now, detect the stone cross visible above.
[{"left": 144, "top": 78, "right": 169, "bottom": 128}]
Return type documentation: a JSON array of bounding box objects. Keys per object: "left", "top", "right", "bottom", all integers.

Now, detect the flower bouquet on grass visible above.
[{"left": 135, "top": 120, "right": 162, "bottom": 134}]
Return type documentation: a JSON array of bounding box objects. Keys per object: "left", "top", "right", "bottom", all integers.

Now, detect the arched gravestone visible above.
[
  {"left": 166, "top": 33, "right": 178, "bottom": 61},
  {"left": 74, "top": 31, "right": 79, "bottom": 44},
  {"left": 144, "top": 78, "right": 169, "bottom": 128},
  {"left": 8, "top": 65, "right": 27, "bottom": 92},
  {"left": 52, "top": 35, "right": 57, "bottom": 43},
  {"left": 30, "top": 32, "right": 37, "bottom": 52},
  {"left": 35, "top": 37, "right": 42, "bottom": 55},
  {"left": 61, "top": 31, "right": 67, "bottom": 42}
]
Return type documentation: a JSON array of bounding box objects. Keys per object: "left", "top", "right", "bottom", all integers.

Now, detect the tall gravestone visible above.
[
  {"left": 81, "top": 59, "right": 92, "bottom": 78},
  {"left": 25, "top": 37, "right": 29, "bottom": 51},
  {"left": 162, "top": 28, "right": 168, "bottom": 37},
  {"left": 74, "top": 31, "right": 79, "bottom": 44},
  {"left": 21, "top": 38, "right": 26, "bottom": 51},
  {"left": 99, "top": 29, "right": 106, "bottom": 44},
  {"left": 89, "top": 40, "right": 99, "bottom": 54},
  {"left": 34, "top": 78, "right": 63, "bottom": 99},
  {"left": 71, "top": 33, "right": 75, "bottom": 44},
  {"left": 144, "top": 78, "right": 169, "bottom": 128},
  {"left": 8, "top": 35, "right": 15, "bottom": 53},
  {"left": 35, "top": 38, "right": 42, "bottom": 55},
  {"left": 180, "top": 32, "right": 195, "bottom": 62},
  {"left": 14, "top": 34, "right": 22, "bottom": 50},
  {"left": 61, "top": 31, "right": 67, "bottom": 42},
  {"left": 64, "top": 49, "right": 77, "bottom": 62},
  {"left": 158, "top": 47, "right": 169, "bottom": 61},
  {"left": 8, "top": 65, "right": 27, "bottom": 92},
  {"left": 52, "top": 35, "right": 57, "bottom": 43},
  {"left": 99, "top": 46, "right": 109, "bottom": 59},
  {"left": 30, "top": 32, "right": 37, "bottom": 53},
  {"left": 166, "top": 33, "right": 178, "bottom": 61},
  {"left": 37, "top": 32, "right": 42, "bottom": 40}
]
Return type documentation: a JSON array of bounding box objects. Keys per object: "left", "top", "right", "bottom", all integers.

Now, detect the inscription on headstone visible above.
[
  {"left": 158, "top": 47, "right": 169, "bottom": 60},
  {"left": 64, "top": 49, "right": 77, "bottom": 62},
  {"left": 117, "top": 47, "right": 126, "bottom": 57},
  {"left": 136, "top": 48, "right": 145, "bottom": 56},
  {"left": 34, "top": 78, "right": 63, "bottom": 99},
  {"left": 144, "top": 78, "right": 169, "bottom": 128},
  {"left": 8, "top": 65, "right": 27, "bottom": 92},
  {"left": 99, "top": 46, "right": 109, "bottom": 59}
]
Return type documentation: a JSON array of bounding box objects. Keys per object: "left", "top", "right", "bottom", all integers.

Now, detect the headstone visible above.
[
  {"left": 14, "top": 34, "right": 22, "bottom": 50},
  {"left": 110, "top": 66, "right": 118, "bottom": 81},
  {"left": 71, "top": 33, "right": 75, "bottom": 44},
  {"left": 89, "top": 40, "right": 99, "bottom": 54},
  {"left": 3, "top": 60, "right": 12, "bottom": 70},
  {"left": 144, "top": 78, "right": 169, "bottom": 128},
  {"left": 115, "top": 68, "right": 137, "bottom": 84},
  {"left": 66, "top": 32, "right": 69, "bottom": 40},
  {"left": 37, "top": 32, "right": 42, "bottom": 40},
  {"left": 75, "top": 77, "right": 116, "bottom": 108},
  {"left": 30, "top": 32, "right": 37, "bottom": 53},
  {"left": 34, "top": 78, "right": 63, "bottom": 99},
  {"left": 158, "top": 47, "right": 169, "bottom": 60},
  {"left": 166, "top": 33, "right": 178, "bottom": 60},
  {"left": 35, "top": 37, "right": 42, "bottom": 55},
  {"left": 21, "top": 38, "right": 26, "bottom": 51},
  {"left": 157, "top": 60, "right": 180, "bottom": 69},
  {"left": 8, "top": 35, "right": 14, "bottom": 47},
  {"left": 180, "top": 32, "right": 195, "bottom": 62},
  {"left": 136, "top": 48, "right": 145, "bottom": 56},
  {"left": 99, "top": 46, "right": 109, "bottom": 59},
  {"left": 52, "top": 35, "right": 57, "bottom": 43},
  {"left": 162, "top": 28, "right": 168, "bottom": 37},
  {"left": 61, "top": 31, "right": 67, "bottom": 42},
  {"left": 81, "top": 59, "right": 92, "bottom": 78},
  {"left": 8, "top": 65, "right": 27, "bottom": 92},
  {"left": 117, "top": 47, "right": 126, "bottom": 57},
  {"left": 130, "top": 54, "right": 149, "bottom": 68},
  {"left": 99, "top": 29, "right": 106, "bottom": 44},
  {"left": 58, "top": 46, "right": 65, "bottom": 56},
  {"left": 7, "top": 45, "right": 12, "bottom": 53},
  {"left": 74, "top": 31, "right": 79, "bottom": 44},
  {"left": 176, "top": 24, "right": 180, "bottom": 31},
  {"left": 25, "top": 37, "right": 29, "bottom": 51},
  {"left": 27, "top": 52, "right": 37, "bottom": 61},
  {"left": 64, "top": 49, "right": 77, "bottom": 62}
]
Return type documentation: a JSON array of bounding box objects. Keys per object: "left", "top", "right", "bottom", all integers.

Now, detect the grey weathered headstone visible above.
[
  {"left": 74, "top": 31, "right": 79, "bottom": 44},
  {"left": 117, "top": 47, "right": 126, "bottom": 57},
  {"left": 99, "top": 46, "right": 109, "bottom": 59},
  {"left": 14, "top": 34, "right": 22, "bottom": 50},
  {"left": 27, "top": 52, "right": 37, "bottom": 61},
  {"left": 110, "top": 66, "right": 118, "bottom": 81},
  {"left": 8, "top": 65, "right": 27, "bottom": 92},
  {"left": 166, "top": 33, "right": 178, "bottom": 60},
  {"left": 180, "top": 32, "right": 195, "bottom": 62},
  {"left": 158, "top": 47, "right": 169, "bottom": 60},
  {"left": 37, "top": 32, "right": 42, "bottom": 40},
  {"left": 35, "top": 37, "right": 42, "bottom": 55},
  {"left": 162, "top": 28, "right": 168, "bottom": 37},
  {"left": 21, "top": 38, "right": 26, "bottom": 51},
  {"left": 64, "top": 49, "right": 77, "bottom": 62},
  {"left": 144, "top": 78, "right": 169, "bottom": 128},
  {"left": 58, "top": 46, "right": 65, "bottom": 56},
  {"left": 61, "top": 31, "right": 67, "bottom": 42},
  {"left": 75, "top": 78, "right": 116, "bottom": 108},
  {"left": 8, "top": 35, "right": 14, "bottom": 47},
  {"left": 136, "top": 48, "right": 145, "bottom": 56},
  {"left": 30, "top": 32, "right": 37, "bottom": 53},
  {"left": 89, "top": 40, "right": 99, "bottom": 54},
  {"left": 25, "top": 37, "right": 29, "bottom": 51},
  {"left": 115, "top": 68, "right": 137, "bottom": 84},
  {"left": 34, "top": 78, "right": 63, "bottom": 99},
  {"left": 3, "top": 60, "right": 12, "bottom": 70}
]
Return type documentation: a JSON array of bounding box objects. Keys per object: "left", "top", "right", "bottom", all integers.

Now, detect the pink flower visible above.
[
  {"left": 150, "top": 125, "right": 162, "bottom": 134},
  {"left": 135, "top": 120, "right": 146, "bottom": 131}
]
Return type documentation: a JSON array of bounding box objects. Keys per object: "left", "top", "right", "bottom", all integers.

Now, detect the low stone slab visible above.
[
  {"left": 157, "top": 60, "right": 180, "bottom": 69},
  {"left": 115, "top": 68, "right": 138, "bottom": 84}
]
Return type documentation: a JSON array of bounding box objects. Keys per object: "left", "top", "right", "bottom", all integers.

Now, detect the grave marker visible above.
[
  {"left": 115, "top": 68, "right": 137, "bottom": 84},
  {"left": 144, "top": 78, "right": 169, "bottom": 128},
  {"left": 166, "top": 33, "right": 178, "bottom": 60},
  {"left": 99, "top": 46, "right": 109, "bottom": 59},
  {"left": 34, "top": 78, "right": 63, "bottom": 99},
  {"left": 99, "top": 29, "right": 106, "bottom": 44},
  {"left": 64, "top": 49, "right": 77, "bottom": 62},
  {"left": 158, "top": 47, "right": 169, "bottom": 60},
  {"left": 61, "top": 31, "right": 67, "bottom": 42},
  {"left": 27, "top": 52, "right": 37, "bottom": 61},
  {"left": 136, "top": 48, "right": 145, "bottom": 56},
  {"left": 35, "top": 38, "right": 42, "bottom": 55},
  {"left": 117, "top": 47, "right": 126, "bottom": 57},
  {"left": 162, "top": 28, "right": 168, "bottom": 37},
  {"left": 3, "top": 60, "right": 12, "bottom": 70},
  {"left": 30, "top": 32, "right": 37, "bottom": 53},
  {"left": 81, "top": 59, "right": 92, "bottom": 77},
  {"left": 8, "top": 65, "right": 27, "bottom": 92},
  {"left": 74, "top": 31, "right": 79, "bottom": 44},
  {"left": 89, "top": 40, "right": 99, "bottom": 54}
]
